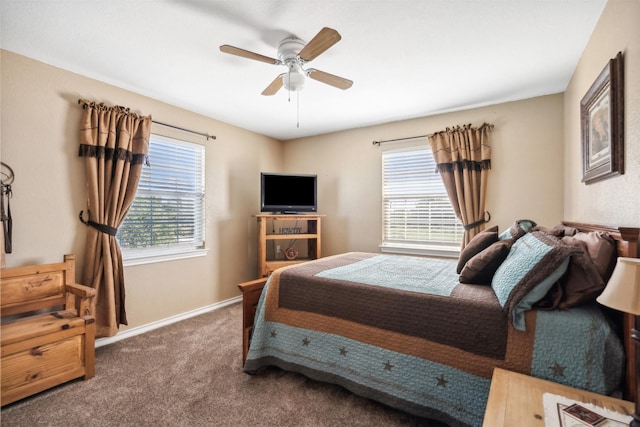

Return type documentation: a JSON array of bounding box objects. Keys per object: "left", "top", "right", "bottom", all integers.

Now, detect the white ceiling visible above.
[{"left": 1, "top": 0, "right": 607, "bottom": 141}]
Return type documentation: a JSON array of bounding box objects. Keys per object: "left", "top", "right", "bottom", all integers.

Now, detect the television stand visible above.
[{"left": 255, "top": 214, "right": 324, "bottom": 277}]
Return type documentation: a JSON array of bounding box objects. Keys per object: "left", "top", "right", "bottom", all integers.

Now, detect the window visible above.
[
  {"left": 381, "top": 146, "right": 463, "bottom": 255},
  {"left": 118, "top": 134, "right": 205, "bottom": 263}
]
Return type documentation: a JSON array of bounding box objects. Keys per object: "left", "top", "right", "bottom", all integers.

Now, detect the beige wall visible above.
[
  {"left": 564, "top": 0, "right": 640, "bottom": 225},
  {"left": 0, "top": 50, "right": 282, "bottom": 330},
  {"left": 284, "top": 94, "right": 565, "bottom": 256},
  {"left": 6, "top": 0, "right": 633, "bottom": 332}
]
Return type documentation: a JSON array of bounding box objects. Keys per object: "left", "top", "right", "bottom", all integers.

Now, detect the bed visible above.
[{"left": 243, "top": 221, "right": 640, "bottom": 427}]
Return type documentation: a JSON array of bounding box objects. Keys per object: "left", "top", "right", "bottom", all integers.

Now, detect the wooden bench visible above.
[{"left": 1, "top": 254, "right": 96, "bottom": 406}]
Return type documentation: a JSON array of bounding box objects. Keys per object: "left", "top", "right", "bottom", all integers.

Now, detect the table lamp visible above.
[{"left": 597, "top": 257, "right": 640, "bottom": 427}]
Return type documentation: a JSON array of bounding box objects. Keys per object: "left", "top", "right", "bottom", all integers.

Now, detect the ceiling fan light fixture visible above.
[
  {"left": 220, "top": 27, "right": 352, "bottom": 97},
  {"left": 283, "top": 71, "right": 305, "bottom": 92}
]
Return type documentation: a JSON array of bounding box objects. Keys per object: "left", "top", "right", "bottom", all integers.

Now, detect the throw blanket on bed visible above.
[
  {"left": 244, "top": 253, "right": 624, "bottom": 427},
  {"left": 315, "top": 253, "right": 460, "bottom": 295}
]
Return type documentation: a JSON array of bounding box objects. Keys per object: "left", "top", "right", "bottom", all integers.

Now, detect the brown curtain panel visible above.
[
  {"left": 427, "top": 123, "right": 493, "bottom": 249},
  {"left": 78, "top": 99, "right": 151, "bottom": 338}
]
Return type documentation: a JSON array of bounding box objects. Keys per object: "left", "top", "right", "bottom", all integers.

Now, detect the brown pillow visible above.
[
  {"left": 560, "top": 247, "right": 606, "bottom": 308},
  {"left": 459, "top": 240, "right": 512, "bottom": 284},
  {"left": 536, "top": 237, "right": 606, "bottom": 309},
  {"left": 533, "top": 224, "right": 579, "bottom": 238},
  {"left": 456, "top": 226, "right": 499, "bottom": 273},
  {"left": 571, "top": 231, "right": 617, "bottom": 282}
]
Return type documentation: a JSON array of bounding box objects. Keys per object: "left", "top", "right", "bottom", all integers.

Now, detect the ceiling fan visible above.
[{"left": 220, "top": 27, "right": 353, "bottom": 96}]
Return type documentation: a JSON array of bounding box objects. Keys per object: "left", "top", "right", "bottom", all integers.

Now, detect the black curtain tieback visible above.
[
  {"left": 79, "top": 210, "right": 118, "bottom": 236},
  {"left": 463, "top": 211, "right": 492, "bottom": 231}
]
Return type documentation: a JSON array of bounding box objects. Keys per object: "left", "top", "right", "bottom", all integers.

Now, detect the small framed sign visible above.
[{"left": 580, "top": 52, "right": 624, "bottom": 184}]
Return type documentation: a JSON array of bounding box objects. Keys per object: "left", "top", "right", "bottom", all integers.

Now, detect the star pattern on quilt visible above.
[
  {"left": 384, "top": 360, "right": 394, "bottom": 371},
  {"left": 436, "top": 374, "right": 448, "bottom": 387},
  {"left": 302, "top": 337, "right": 311, "bottom": 346},
  {"left": 549, "top": 361, "right": 565, "bottom": 377},
  {"left": 339, "top": 347, "right": 348, "bottom": 356},
  {"left": 270, "top": 330, "right": 277, "bottom": 338}
]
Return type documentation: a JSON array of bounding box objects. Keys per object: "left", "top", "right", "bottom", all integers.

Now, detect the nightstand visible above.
[
  {"left": 237, "top": 277, "right": 268, "bottom": 365},
  {"left": 483, "top": 368, "right": 634, "bottom": 426}
]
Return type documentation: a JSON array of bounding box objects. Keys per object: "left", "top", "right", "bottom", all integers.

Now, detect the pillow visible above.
[
  {"left": 498, "top": 219, "right": 537, "bottom": 241},
  {"left": 532, "top": 224, "right": 579, "bottom": 238},
  {"left": 459, "top": 240, "right": 512, "bottom": 284},
  {"left": 491, "top": 231, "right": 575, "bottom": 331},
  {"left": 456, "top": 226, "right": 499, "bottom": 273},
  {"left": 533, "top": 280, "right": 563, "bottom": 310},
  {"left": 560, "top": 236, "right": 607, "bottom": 308},
  {"left": 571, "top": 231, "right": 617, "bottom": 282},
  {"left": 535, "top": 238, "right": 607, "bottom": 310}
]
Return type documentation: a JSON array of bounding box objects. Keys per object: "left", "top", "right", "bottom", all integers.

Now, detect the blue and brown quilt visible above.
[{"left": 244, "top": 253, "right": 624, "bottom": 427}]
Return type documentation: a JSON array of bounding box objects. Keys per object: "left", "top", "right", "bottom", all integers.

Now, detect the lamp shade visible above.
[{"left": 597, "top": 257, "right": 640, "bottom": 315}]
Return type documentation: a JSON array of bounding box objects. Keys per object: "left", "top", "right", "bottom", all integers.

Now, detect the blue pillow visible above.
[
  {"left": 498, "top": 219, "right": 537, "bottom": 241},
  {"left": 491, "top": 231, "right": 575, "bottom": 331}
]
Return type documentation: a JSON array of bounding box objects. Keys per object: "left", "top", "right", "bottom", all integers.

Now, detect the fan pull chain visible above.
[
  {"left": 288, "top": 67, "right": 292, "bottom": 103},
  {"left": 297, "top": 91, "right": 300, "bottom": 128}
]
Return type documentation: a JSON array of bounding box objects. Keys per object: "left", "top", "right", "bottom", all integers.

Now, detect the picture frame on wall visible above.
[{"left": 580, "top": 51, "right": 624, "bottom": 184}]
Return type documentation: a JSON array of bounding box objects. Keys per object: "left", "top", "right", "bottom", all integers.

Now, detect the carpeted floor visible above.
[{"left": 1, "top": 302, "right": 446, "bottom": 426}]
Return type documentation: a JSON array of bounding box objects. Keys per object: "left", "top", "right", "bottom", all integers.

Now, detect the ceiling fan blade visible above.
[
  {"left": 308, "top": 69, "right": 353, "bottom": 90},
  {"left": 298, "top": 27, "right": 341, "bottom": 62},
  {"left": 219, "top": 45, "right": 280, "bottom": 65},
  {"left": 262, "top": 75, "right": 284, "bottom": 96}
]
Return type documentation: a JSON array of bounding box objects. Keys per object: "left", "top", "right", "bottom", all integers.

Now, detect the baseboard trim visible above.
[{"left": 95, "top": 296, "right": 242, "bottom": 348}]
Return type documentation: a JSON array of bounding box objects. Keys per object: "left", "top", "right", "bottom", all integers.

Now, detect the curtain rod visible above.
[
  {"left": 372, "top": 123, "right": 494, "bottom": 146},
  {"left": 152, "top": 120, "right": 216, "bottom": 141},
  {"left": 77, "top": 99, "right": 216, "bottom": 141},
  {"left": 372, "top": 135, "right": 429, "bottom": 145}
]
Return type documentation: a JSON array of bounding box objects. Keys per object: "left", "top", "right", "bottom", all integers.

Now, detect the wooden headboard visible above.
[{"left": 563, "top": 221, "right": 640, "bottom": 402}]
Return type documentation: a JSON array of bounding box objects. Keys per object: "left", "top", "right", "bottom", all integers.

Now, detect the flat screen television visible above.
[{"left": 260, "top": 172, "right": 317, "bottom": 214}]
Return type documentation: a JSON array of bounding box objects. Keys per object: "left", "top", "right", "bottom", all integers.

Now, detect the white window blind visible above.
[
  {"left": 118, "top": 134, "right": 205, "bottom": 260},
  {"left": 382, "top": 147, "right": 463, "bottom": 248}
]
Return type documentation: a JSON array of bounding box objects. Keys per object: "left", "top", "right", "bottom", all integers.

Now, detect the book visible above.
[
  {"left": 563, "top": 403, "right": 606, "bottom": 426},
  {"left": 542, "top": 392, "right": 632, "bottom": 427}
]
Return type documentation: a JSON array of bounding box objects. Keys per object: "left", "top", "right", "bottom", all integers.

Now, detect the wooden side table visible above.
[
  {"left": 483, "top": 368, "right": 634, "bottom": 426},
  {"left": 237, "top": 277, "right": 268, "bottom": 365}
]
